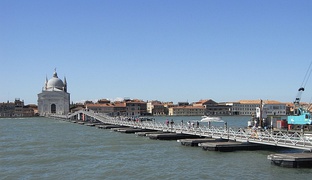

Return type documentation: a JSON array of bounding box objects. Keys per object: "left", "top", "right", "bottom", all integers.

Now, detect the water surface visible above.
[{"left": 1, "top": 117, "right": 311, "bottom": 180}]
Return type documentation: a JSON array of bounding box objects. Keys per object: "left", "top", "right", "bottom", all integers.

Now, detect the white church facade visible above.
[{"left": 38, "top": 70, "right": 70, "bottom": 116}]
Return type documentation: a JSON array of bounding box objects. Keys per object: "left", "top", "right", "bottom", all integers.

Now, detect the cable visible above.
[{"left": 301, "top": 61, "right": 312, "bottom": 88}]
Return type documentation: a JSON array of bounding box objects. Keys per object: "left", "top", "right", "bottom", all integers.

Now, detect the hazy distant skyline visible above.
[{"left": 1, "top": 0, "right": 312, "bottom": 104}]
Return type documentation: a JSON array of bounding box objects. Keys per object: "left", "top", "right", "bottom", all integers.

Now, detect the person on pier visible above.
[
  {"left": 251, "top": 126, "right": 258, "bottom": 138},
  {"left": 170, "top": 119, "right": 174, "bottom": 129}
]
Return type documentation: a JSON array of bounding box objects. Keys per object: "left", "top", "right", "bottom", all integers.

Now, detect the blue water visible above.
[{"left": 1, "top": 117, "right": 312, "bottom": 180}]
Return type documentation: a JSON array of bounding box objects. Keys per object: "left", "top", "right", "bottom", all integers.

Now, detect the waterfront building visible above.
[
  {"left": 163, "top": 102, "right": 176, "bottom": 115},
  {"left": 13, "top": 98, "right": 24, "bottom": 117},
  {"left": 168, "top": 106, "right": 205, "bottom": 116},
  {"left": 86, "top": 103, "right": 114, "bottom": 114},
  {"left": 25, "top": 104, "right": 38, "bottom": 116},
  {"left": 147, "top": 101, "right": 154, "bottom": 114},
  {"left": 147, "top": 101, "right": 166, "bottom": 116},
  {"left": 193, "top": 99, "right": 216, "bottom": 107},
  {"left": 0, "top": 101, "right": 15, "bottom": 117},
  {"left": 125, "top": 99, "right": 147, "bottom": 116},
  {"left": 0, "top": 99, "right": 35, "bottom": 117},
  {"left": 231, "top": 100, "right": 286, "bottom": 116},
  {"left": 37, "top": 70, "right": 70, "bottom": 116},
  {"left": 227, "top": 102, "right": 240, "bottom": 115},
  {"left": 112, "top": 102, "right": 127, "bottom": 116},
  {"left": 125, "top": 101, "right": 140, "bottom": 117},
  {"left": 263, "top": 101, "right": 287, "bottom": 116},
  {"left": 193, "top": 99, "right": 232, "bottom": 116},
  {"left": 85, "top": 101, "right": 126, "bottom": 116},
  {"left": 206, "top": 102, "right": 231, "bottom": 116},
  {"left": 152, "top": 103, "right": 166, "bottom": 115}
]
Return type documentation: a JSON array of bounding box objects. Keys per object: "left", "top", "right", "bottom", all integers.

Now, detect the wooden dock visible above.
[{"left": 268, "top": 153, "right": 312, "bottom": 168}]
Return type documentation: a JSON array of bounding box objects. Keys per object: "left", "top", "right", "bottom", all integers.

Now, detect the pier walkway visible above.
[{"left": 51, "top": 110, "right": 312, "bottom": 151}]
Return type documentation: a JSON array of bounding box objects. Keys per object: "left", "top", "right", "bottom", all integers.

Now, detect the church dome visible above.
[
  {"left": 46, "top": 71, "right": 65, "bottom": 91},
  {"left": 47, "top": 78, "right": 64, "bottom": 89}
]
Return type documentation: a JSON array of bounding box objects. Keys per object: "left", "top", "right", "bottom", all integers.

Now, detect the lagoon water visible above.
[{"left": 1, "top": 117, "right": 312, "bottom": 180}]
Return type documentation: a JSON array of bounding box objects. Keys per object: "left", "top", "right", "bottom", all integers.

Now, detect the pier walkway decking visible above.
[{"left": 51, "top": 110, "right": 312, "bottom": 152}]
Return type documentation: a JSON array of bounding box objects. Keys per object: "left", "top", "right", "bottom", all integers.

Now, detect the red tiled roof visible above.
[
  {"left": 171, "top": 106, "right": 205, "bottom": 109},
  {"left": 239, "top": 100, "right": 283, "bottom": 104}
]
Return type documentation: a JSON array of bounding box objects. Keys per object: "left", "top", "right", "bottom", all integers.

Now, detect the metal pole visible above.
[
  {"left": 301, "top": 125, "right": 305, "bottom": 146},
  {"left": 271, "top": 116, "right": 273, "bottom": 135},
  {"left": 224, "top": 122, "right": 228, "bottom": 140},
  {"left": 227, "top": 122, "right": 229, "bottom": 140},
  {"left": 259, "top": 99, "right": 263, "bottom": 128}
]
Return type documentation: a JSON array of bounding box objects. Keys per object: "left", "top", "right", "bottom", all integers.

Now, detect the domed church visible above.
[{"left": 37, "top": 70, "right": 70, "bottom": 116}]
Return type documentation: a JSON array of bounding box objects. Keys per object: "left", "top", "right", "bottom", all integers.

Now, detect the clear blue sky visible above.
[{"left": 1, "top": 0, "right": 312, "bottom": 104}]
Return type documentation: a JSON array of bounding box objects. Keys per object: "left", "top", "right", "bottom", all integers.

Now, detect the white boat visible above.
[{"left": 200, "top": 116, "right": 224, "bottom": 122}]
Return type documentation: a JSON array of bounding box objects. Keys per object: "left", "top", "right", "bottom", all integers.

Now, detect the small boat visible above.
[{"left": 200, "top": 116, "right": 223, "bottom": 122}]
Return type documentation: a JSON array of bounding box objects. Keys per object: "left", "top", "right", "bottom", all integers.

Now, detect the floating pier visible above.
[
  {"left": 97, "top": 125, "right": 128, "bottom": 129},
  {"left": 268, "top": 153, "right": 312, "bottom": 168},
  {"left": 112, "top": 128, "right": 157, "bottom": 134},
  {"left": 54, "top": 111, "right": 312, "bottom": 168},
  {"left": 178, "top": 138, "right": 226, "bottom": 146},
  {"left": 199, "top": 141, "right": 275, "bottom": 152},
  {"left": 135, "top": 131, "right": 165, "bottom": 136},
  {"left": 147, "top": 133, "right": 200, "bottom": 140}
]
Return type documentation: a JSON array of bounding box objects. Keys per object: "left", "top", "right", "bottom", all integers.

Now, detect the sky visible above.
[{"left": 1, "top": 0, "right": 312, "bottom": 104}]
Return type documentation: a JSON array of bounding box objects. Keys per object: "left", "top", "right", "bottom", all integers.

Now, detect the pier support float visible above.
[
  {"left": 147, "top": 133, "right": 200, "bottom": 140},
  {"left": 178, "top": 138, "right": 227, "bottom": 147},
  {"left": 113, "top": 128, "right": 157, "bottom": 134},
  {"left": 97, "top": 125, "right": 128, "bottom": 129},
  {"left": 199, "top": 141, "right": 273, "bottom": 152},
  {"left": 135, "top": 131, "right": 164, "bottom": 137},
  {"left": 268, "top": 153, "right": 312, "bottom": 168}
]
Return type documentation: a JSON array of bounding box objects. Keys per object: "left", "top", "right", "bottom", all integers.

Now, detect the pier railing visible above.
[{"left": 50, "top": 110, "right": 312, "bottom": 151}]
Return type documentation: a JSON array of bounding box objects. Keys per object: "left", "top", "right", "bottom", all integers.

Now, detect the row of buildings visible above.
[
  {"left": 0, "top": 70, "right": 300, "bottom": 118},
  {"left": 0, "top": 99, "right": 37, "bottom": 118},
  {"left": 0, "top": 97, "right": 300, "bottom": 118},
  {"left": 75, "top": 98, "right": 291, "bottom": 117}
]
